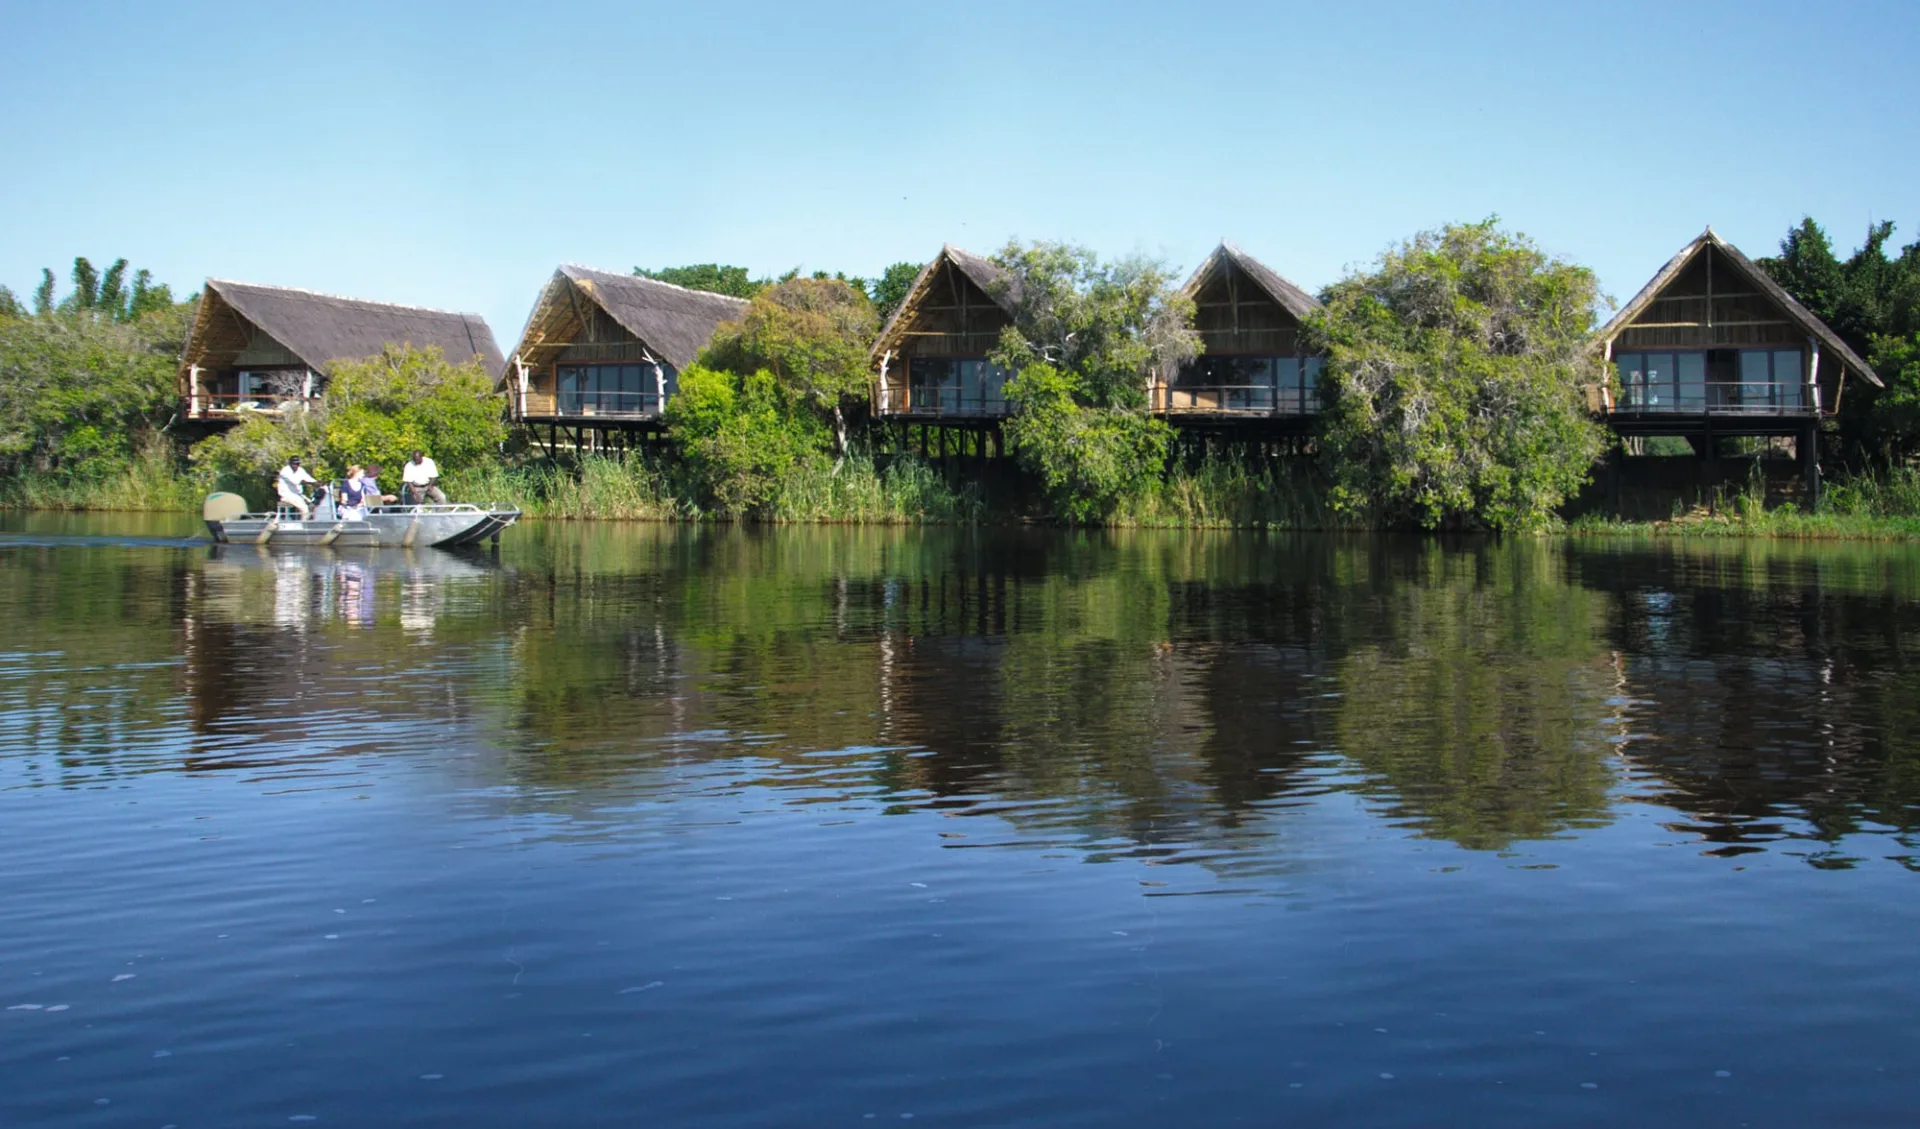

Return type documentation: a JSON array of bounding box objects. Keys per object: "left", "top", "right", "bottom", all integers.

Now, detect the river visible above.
[{"left": 2, "top": 513, "right": 1917, "bottom": 1127}]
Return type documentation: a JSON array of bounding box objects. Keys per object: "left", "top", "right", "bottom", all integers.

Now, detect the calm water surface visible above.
[{"left": 2, "top": 514, "right": 1917, "bottom": 1127}]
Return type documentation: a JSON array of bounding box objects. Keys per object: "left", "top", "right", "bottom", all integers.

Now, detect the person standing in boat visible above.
[
  {"left": 338, "top": 465, "right": 372, "bottom": 521},
  {"left": 276, "top": 455, "right": 318, "bottom": 518},
  {"left": 402, "top": 450, "right": 446, "bottom": 505}
]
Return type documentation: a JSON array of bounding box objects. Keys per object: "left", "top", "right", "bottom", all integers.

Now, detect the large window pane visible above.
[
  {"left": 1739, "top": 350, "right": 1772, "bottom": 408},
  {"left": 1272, "top": 357, "right": 1299, "bottom": 412},
  {"left": 1773, "top": 350, "right": 1803, "bottom": 408},
  {"left": 1616, "top": 354, "right": 1644, "bottom": 407},
  {"left": 909, "top": 357, "right": 952, "bottom": 412},
  {"left": 1643, "top": 353, "right": 1674, "bottom": 408},
  {"left": 1677, "top": 353, "right": 1706, "bottom": 409},
  {"left": 1233, "top": 357, "right": 1273, "bottom": 409}
]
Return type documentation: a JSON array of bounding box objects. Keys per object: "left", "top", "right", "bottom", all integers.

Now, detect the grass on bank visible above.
[
  {"left": 1115, "top": 455, "right": 1341, "bottom": 529},
  {"left": 1568, "top": 466, "right": 1920, "bottom": 540},
  {"left": 13, "top": 443, "right": 1920, "bottom": 540},
  {"left": 0, "top": 442, "right": 204, "bottom": 512},
  {"left": 445, "top": 453, "right": 982, "bottom": 524}
]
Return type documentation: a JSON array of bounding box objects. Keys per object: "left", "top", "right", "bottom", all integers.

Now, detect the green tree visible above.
[
  {"left": 127, "top": 269, "right": 177, "bottom": 321},
  {"left": 634, "top": 263, "right": 766, "bottom": 299},
  {"left": 95, "top": 260, "right": 129, "bottom": 317},
  {"left": 0, "top": 287, "right": 22, "bottom": 321},
  {"left": 988, "top": 240, "right": 1198, "bottom": 410},
  {"left": 663, "top": 364, "right": 823, "bottom": 517},
  {"left": 28, "top": 257, "right": 186, "bottom": 324},
  {"left": 67, "top": 257, "right": 101, "bottom": 313},
  {"left": 1308, "top": 219, "right": 1608, "bottom": 531},
  {"left": 983, "top": 241, "right": 1196, "bottom": 522},
  {"left": 1758, "top": 217, "right": 1920, "bottom": 462},
  {"left": 1002, "top": 363, "right": 1173, "bottom": 523},
  {"left": 868, "top": 261, "right": 922, "bottom": 324},
  {"left": 0, "top": 306, "right": 185, "bottom": 476},
  {"left": 191, "top": 345, "right": 504, "bottom": 494},
  {"left": 702, "top": 277, "right": 877, "bottom": 459}
]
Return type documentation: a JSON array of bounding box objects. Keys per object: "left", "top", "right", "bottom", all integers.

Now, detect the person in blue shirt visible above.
[
  {"left": 338, "top": 465, "right": 372, "bottom": 520},
  {"left": 362, "top": 463, "right": 398, "bottom": 508}
]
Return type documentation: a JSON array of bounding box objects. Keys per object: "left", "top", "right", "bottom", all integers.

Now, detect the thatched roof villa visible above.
[
  {"left": 870, "top": 245, "right": 1021, "bottom": 421},
  {"left": 179, "top": 279, "right": 503, "bottom": 421},
  {"left": 499, "top": 266, "right": 749, "bottom": 437},
  {"left": 1156, "top": 242, "right": 1324, "bottom": 424},
  {"left": 1595, "top": 228, "right": 1881, "bottom": 435}
]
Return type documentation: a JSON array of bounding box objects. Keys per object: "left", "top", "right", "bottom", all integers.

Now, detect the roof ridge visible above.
[
  {"left": 562, "top": 263, "right": 751, "bottom": 305},
  {"left": 205, "top": 278, "right": 488, "bottom": 320}
]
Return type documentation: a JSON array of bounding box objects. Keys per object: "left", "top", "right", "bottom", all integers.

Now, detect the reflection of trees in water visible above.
[
  {"left": 449, "top": 531, "right": 1632, "bottom": 860},
  {"left": 0, "top": 552, "right": 186, "bottom": 787},
  {"left": 15, "top": 526, "right": 1920, "bottom": 868},
  {"left": 1572, "top": 541, "right": 1920, "bottom": 857},
  {"left": 1328, "top": 543, "right": 1619, "bottom": 850}
]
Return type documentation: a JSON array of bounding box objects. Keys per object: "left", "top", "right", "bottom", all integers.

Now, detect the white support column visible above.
[
  {"left": 1807, "top": 338, "right": 1822, "bottom": 412},
  {"left": 640, "top": 348, "right": 664, "bottom": 412},
  {"left": 877, "top": 349, "right": 894, "bottom": 414},
  {"left": 187, "top": 364, "right": 202, "bottom": 418},
  {"left": 514, "top": 355, "right": 530, "bottom": 419}
]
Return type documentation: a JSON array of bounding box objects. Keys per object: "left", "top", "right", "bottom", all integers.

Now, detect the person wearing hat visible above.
[{"left": 275, "top": 455, "right": 318, "bottom": 518}]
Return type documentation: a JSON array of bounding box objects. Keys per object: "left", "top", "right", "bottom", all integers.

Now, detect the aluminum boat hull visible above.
[{"left": 207, "top": 503, "right": 520, "bottom": 548}]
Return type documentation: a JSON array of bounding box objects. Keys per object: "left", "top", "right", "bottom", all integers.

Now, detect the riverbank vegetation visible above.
[
  {"left": 1570, "top": 466, "right": 1920, "bottom": 541},
  {"left": 7, "top": 218, "right": 1920, "bottom": 536}
]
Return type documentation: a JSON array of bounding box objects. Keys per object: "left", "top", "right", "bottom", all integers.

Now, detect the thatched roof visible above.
[
  {"left": 500, "top": 266, "right": 750, "bottom": 386},
  {"left": 1184, "top": 242, "right": 1321, "bottom": 321},
  {"left": 1597, "top": 228, "right": 1881, "bottom": 387},
  {"left": 872, "top": 245, "right": 1020, "bottom": 361},
  {"left": 182, "top": 279, "right": 504, "bottom": 376}
]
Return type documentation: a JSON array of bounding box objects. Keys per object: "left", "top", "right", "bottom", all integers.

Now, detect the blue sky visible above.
[{"left": 2, "top": 0, "right": 1915, "bottom": 344}]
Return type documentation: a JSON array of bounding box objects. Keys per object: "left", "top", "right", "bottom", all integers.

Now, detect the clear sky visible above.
[{"left": 2, "top": 0, "right": 1915, "bottom": 346}]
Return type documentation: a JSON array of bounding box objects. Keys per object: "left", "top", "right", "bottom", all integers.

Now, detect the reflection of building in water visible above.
[{"left": 1575, "top": 549, "right": 1920, "bottom": 855}]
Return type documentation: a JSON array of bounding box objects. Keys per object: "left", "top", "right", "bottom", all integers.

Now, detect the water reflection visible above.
[{"left": 2, "top": 526, "right": 1918, "bottom": 867}]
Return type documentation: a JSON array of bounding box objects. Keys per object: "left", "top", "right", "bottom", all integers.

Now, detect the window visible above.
[
  {"left": 1773, "top": 350, "right": 1803, "bottom": 409},
  {"left": 556, "top": 362, "right": 675, "bottom": 416},
  {"left": 1173, "top": 354, "right": 1322, "bottom": 413},
  {"left": 233, "top": 368, "right": 312, "bottom": 402},
  {"left": 1738, "top": 350, "right": 1772, "bottom": 408},
  {"left": 1614, "top": 349, "right": 1803, "bottom": 413},
  {"left": 1677, "top": 353, "right": 1706, "bottom": 409},
  {"left": 907, "top": 357, "right": 1009, "bottom": 415}
]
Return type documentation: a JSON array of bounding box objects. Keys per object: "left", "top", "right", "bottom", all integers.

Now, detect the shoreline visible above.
[{"left": 10, "top": 498, "right": 1920, "bottom": 542}]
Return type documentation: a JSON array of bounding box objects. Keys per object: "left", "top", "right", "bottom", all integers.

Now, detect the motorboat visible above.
[{"left": 202, "top": 485, "right": 520, "bottom": 548}]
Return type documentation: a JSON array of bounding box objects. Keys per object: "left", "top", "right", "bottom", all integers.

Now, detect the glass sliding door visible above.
[
  {"left": 1615, "top": 349, "right": 1804, "bottom": 414},
  {"left": 908, "top": 357, "right": 1009, "bottom": 415},
  {"left": 1772, "top": 350, "right": 1803, "bottom": 409},
  {"left": 1676, "top": 353, "right": 1706, "bottom": 410},
  {"left": 556, "top": 363, "right": 674, "bottom": 416}
]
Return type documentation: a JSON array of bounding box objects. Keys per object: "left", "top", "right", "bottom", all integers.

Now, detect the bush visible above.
[
  {"left": 1311, "top": 219, "right": 1609, "bottom": 531},
  {"left": 665, "top": 365, "right": 825, "bottom": 517},
  {"left": 1004, "top": 363, "right": 1172, "bottom": 524}
]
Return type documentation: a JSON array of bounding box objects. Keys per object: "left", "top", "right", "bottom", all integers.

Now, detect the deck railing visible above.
[
  {"left": 890, "top": 389, "right": 1009, "bottom": 418},
  {"left": 551, "top": 390, "right": 666, "bottom": 418},
  {"left": 1611, "top": 381, "right": 1814, "bottom": 415},
  {"left": 185, "top": 393, "right": 319, "bottom": 419},
  {"left": 1156, "top": 384, "right": 1320, "bottom": 416}
]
